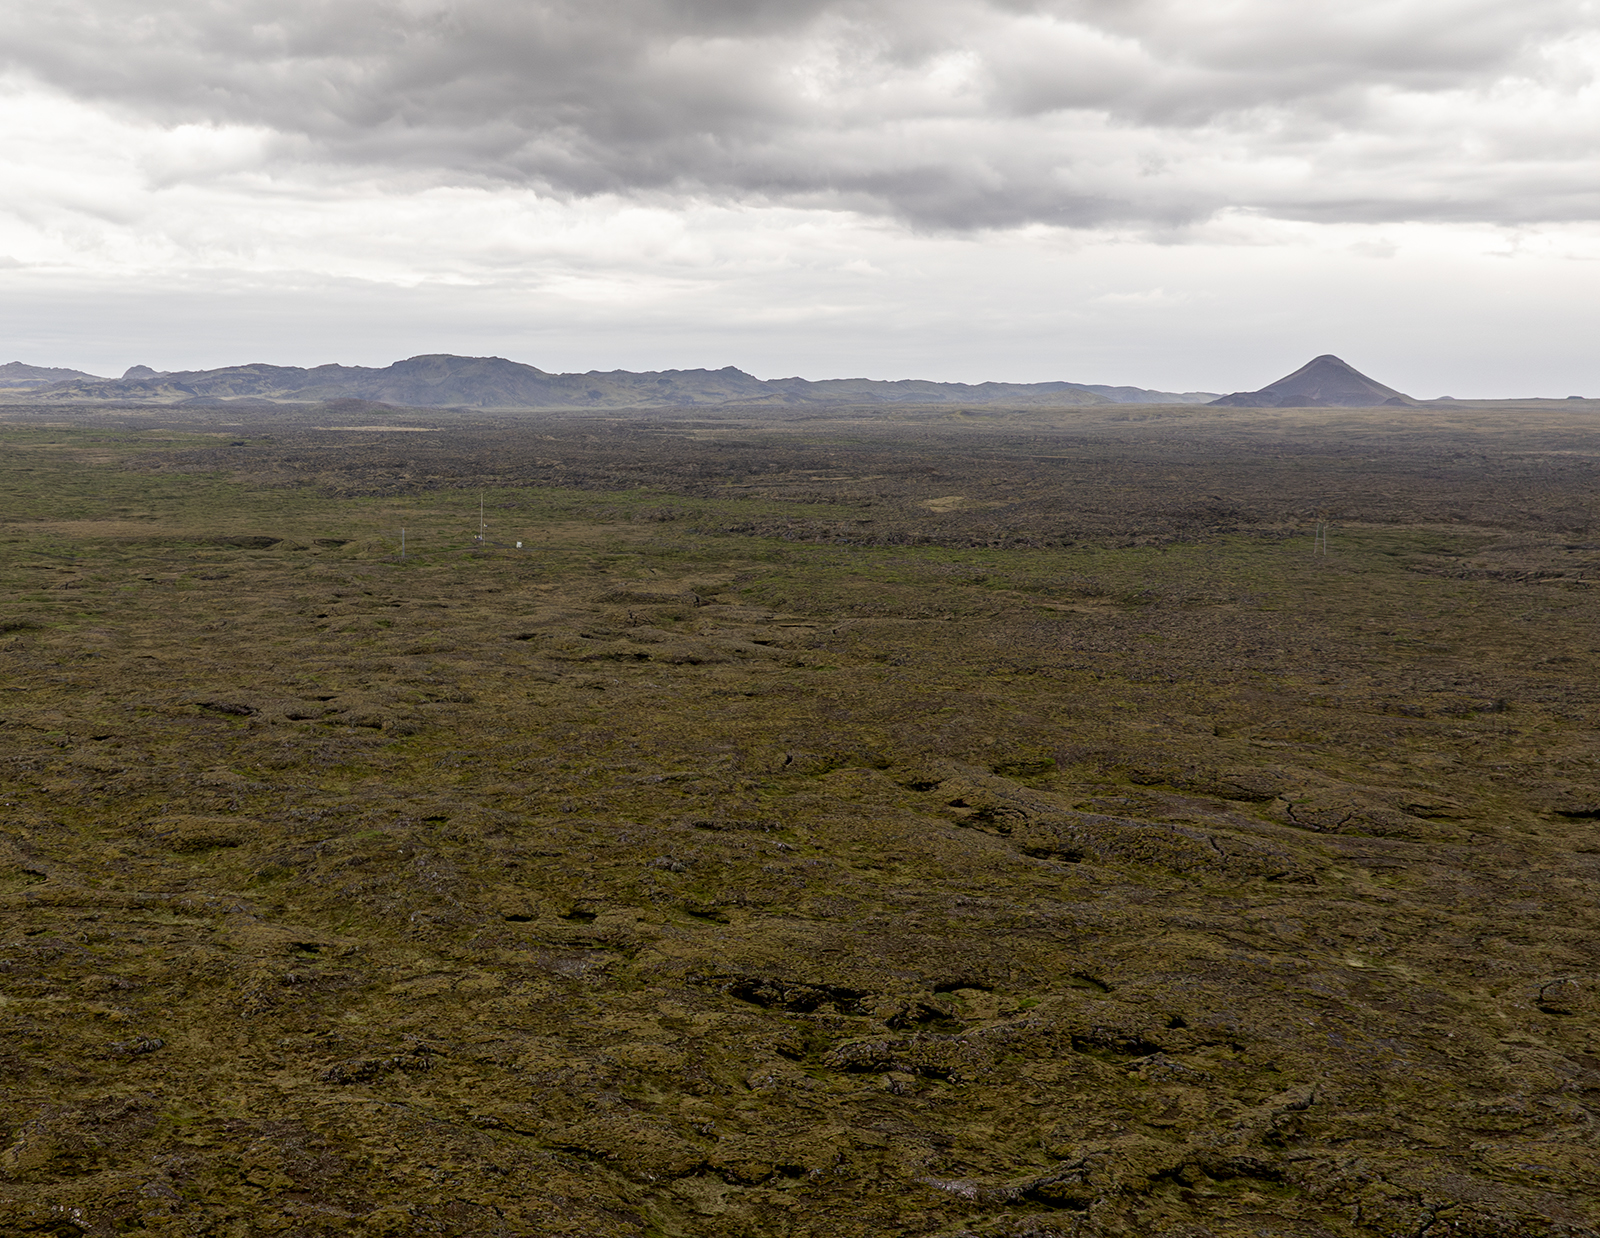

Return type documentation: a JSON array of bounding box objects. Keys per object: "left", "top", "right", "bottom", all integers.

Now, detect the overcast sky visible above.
[{"left": 2, "top": 0, "right": 1597, "bottom": 394}]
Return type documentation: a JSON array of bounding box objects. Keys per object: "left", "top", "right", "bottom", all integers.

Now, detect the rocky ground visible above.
[{"left": 1, "top": 402, "right": 1598, "bottom": 1237}]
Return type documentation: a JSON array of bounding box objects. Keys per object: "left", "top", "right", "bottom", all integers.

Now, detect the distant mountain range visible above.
[{"left": 0, "top": 354, "right": 1220, "bottom": 409}]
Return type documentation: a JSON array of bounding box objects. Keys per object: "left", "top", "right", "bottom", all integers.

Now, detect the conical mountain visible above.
[{"left": 1209, "top": 355, "right": 1413, "bottom": 407}]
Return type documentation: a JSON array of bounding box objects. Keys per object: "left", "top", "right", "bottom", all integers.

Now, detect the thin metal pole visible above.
[{"left": 401, "top": 527, "right": 405, "bottom": 559}]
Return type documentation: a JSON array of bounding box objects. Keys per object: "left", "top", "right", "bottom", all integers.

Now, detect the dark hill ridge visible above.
[
  {"left": 1209, "top": 354, "right": 1414, "bottom": 407},
  {"left": 16, "top": 353, "right": 1219, "bottom": 409}
]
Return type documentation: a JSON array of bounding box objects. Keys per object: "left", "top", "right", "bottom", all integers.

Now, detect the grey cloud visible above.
[{"left": 3, "top": 0, "right": 1597, "bottom": 229}]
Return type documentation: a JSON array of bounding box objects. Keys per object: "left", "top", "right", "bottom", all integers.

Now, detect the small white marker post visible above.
[
  {"left": 1313, "top": 521, "right": 1328, "bottom": 555},
  {"left": 479, "top": 493, "right": 485, "bottom": 542}
]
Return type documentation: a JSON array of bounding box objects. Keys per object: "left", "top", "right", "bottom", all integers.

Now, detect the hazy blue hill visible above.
[
  {"left": 0, "top": 361, "right": 107, "bottom": 390},
  {"left": 289, "top": 355, "right": 568, "bottom": 406},
  {"left": 1077, "top": 383, "right": 1221, "bottom": 404},
  {"left": 297, "top": 357, "right": 783, "bottom": 408}
]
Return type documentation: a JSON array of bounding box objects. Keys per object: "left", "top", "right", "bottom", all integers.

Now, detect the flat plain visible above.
[{"left": 2, "top": 397, "right": 1599, "bottom": 1237}]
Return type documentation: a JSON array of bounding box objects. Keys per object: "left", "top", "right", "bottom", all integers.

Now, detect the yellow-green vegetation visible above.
[{"left": 2, "top": 407, "right": 1599, "bottom": 1237}]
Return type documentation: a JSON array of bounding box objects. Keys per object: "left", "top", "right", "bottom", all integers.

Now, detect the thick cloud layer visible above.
[{"left": 4, "top": 0, "right": 1597, "bottom": 230}]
